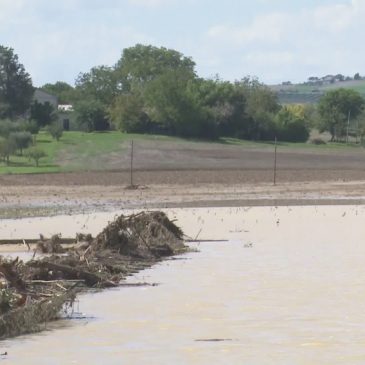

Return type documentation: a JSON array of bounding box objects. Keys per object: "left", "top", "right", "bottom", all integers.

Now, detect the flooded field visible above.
[{"left": 1, "top": 206, "right": 365, "bottom": 364}]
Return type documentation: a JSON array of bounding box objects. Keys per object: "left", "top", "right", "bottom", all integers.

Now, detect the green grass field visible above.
[
  {"left": 0, "top": 131, "right": 362, "bottom": 174},
  {"left": 0, "top": 131, "right": 189, "bottom": 174}
]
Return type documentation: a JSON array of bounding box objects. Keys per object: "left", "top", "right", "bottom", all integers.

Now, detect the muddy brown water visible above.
[{"left": 1, "top": 206, "right": 365, "bottom": 364}]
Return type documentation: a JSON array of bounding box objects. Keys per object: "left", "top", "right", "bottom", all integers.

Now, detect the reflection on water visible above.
[{"left": 2, "top": 206, "right": 365, "bottom": 364}]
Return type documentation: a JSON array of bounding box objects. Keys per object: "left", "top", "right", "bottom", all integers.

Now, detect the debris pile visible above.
[
  {"left": 0, "top": 257, "right": 76, "bottom": 339},
  {"left": 35, "top": 234, "right": 65, "bottom": 254},
  {"left": 92, "top": 211, "right": 185, "bottom": 258},
  {"left": 0, "top": 211, "right": 187, "bottom": 339}
]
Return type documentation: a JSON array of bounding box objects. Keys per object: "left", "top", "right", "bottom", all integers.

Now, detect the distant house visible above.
[
  {"left": 58, "top": 104, "right": 74, "bottom": 131},
  {"left": 58, "top": 104, "right": 73, "bottom": 112},
  {"left": 321, "top": 75, "right": 335, "bottom": 84},
  {"left": 307, "top": 76, "right": 319, "bottom": 83},
  {"left": 33, "top": 90, "right": 73, "bottom": 131},
  {"left": 33, "top": 89, "right": 58, "bottom": 109}
]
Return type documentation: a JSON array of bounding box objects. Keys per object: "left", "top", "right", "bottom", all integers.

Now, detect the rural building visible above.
[
  {"left": 32, "top": 90, "right": 74, "bottom": 131},
  {"left": 33, "top": 89, "right": 58, "bottom": 109},
  {"left": 58, "top": 104, "right": 74, "bottom": 131}
]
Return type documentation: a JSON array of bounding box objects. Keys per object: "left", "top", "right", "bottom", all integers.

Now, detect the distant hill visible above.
[{"left": 269, "top": 79, "right": 365, "bottom": 105}]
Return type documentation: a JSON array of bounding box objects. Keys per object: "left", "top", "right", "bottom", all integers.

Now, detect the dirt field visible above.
[{"left": 2, "top": 145, "right": 365, "bottom": 218}]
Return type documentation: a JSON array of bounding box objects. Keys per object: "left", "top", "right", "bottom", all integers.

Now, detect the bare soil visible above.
[{"left": 2, "top": 146, "right": 365, "bottom": 217}]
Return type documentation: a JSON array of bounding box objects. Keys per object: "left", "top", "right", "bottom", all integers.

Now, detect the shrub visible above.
[
  {"left": 0, "top": 119, "right": 21, "bottom": 138},
  {"left": 8, "top": 131, "right": 33, "bottom": 155},
  {"left": 27, "top": 147, "right": 47, "bottom": 167},
  {"left": 311, "top": 137, "right": 326, "bottom": 145},
  {"left": 278, "top": 119, "right": 310, "bottom": 142},
  {"left": 21, "top": 120, "right": 40, "bottom": 135},
  {"left": 0, "top": 137, "right": 16, "bottom": 165},
  {"left": 47, "top": 123, "right": 63, "bottom": 141}
]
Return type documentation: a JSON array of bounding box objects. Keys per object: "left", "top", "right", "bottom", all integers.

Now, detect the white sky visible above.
[{"left": 0, "top": 0, "right": 363, "bottom": 86}]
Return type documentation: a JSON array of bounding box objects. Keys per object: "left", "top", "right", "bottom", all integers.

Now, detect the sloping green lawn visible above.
[
  {"left": 0, "top": 131, "right": 184, "bottom": 174},
  {"left": 0, "top": 131, "right": 362, "bottom": 174}
]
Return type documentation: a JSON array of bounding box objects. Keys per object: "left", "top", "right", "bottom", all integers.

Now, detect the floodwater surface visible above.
[{"left": 1, "top": 206, "right": 365, "bottom": 364}]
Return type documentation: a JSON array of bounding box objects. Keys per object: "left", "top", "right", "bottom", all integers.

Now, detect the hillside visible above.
[{"left": 270, "top": 79, "right": 365, "bottom": 105}]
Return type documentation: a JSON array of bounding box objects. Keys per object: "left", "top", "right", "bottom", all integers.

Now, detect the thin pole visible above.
[
  {"left": 346, "top": 110, "right": 351, "bottom": 144},
  {"left": 130, "top": 140, "right": 134, "bottom": 187},
  {"left": 273, "top": 137, "right": 277, "bottom": 186}
]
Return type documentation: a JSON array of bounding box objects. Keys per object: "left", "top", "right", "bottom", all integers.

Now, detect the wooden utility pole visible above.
[
  {"left": 130, "top": 140, "right": 134, "bottom": 187},
  {"left": 273, "top": 137, "right": 277, "bottom": 186},
  {"left": 346, "top": 110, "right": 351, "bottom": 144}
]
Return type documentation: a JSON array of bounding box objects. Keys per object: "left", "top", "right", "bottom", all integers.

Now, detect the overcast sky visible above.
[{"left": 0, "top": 0, "right": 363, "bottom": 86}]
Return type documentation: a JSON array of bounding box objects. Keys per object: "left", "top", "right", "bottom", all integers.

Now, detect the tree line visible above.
[{"left": 1, "top": 43, "right": 365, "bottom": 148}]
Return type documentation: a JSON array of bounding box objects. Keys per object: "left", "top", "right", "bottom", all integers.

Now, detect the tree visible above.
[
  {"left": 0, "top": 137, "right": 16, "bottom": 165},
  {"left": 47, "top": 122, "right": 63, "bottom": 141},
  {"left": 74, "top": 98, "right": 109, "bottom": 132},
  {"left": 318, "top": 89, "right": 365, "bottom": 141},
  {"left": 27, "top": 146, "right": 46, "bottom": 167},
  {"left": 195, "top": 78, "right": 246, "bottom": 137},
  {"left": 110, "top": 45, "right": 200, "bottom": 136},
  {"left": 109, "top": 91, "right": 152, "bottom": 133},
  {"left": 41, "top": 82, "right": 75, "bottom": 104},
  {"left": 115, "top": 44, "right": 196, "bottom": 92},
  {"left": 74, "top": 66, "right": 118, "bottom": 131},
  {"left": 354, "top": 73, "right": 361, "bottom": 81},
  {"left": 30, "top": 100, "right": 57, "bottom": 127},
  {"left": 9, "top": 131, "right": 32, "bottom": 155},
  {"left": 75, "top": 66, "right": 118, "bottom": 106},
  {"left": 237, "top": 77, "right": 280, "bottom": 140},
  {"left": 275, "top": 107, "right": 310, "bottom": 142},
  {"left": 21, "top": 119, "right": 40, "bottom": 135},
  {"left": 0, "top": 119, "right": 20, "bottom": 137},
  {"left": 0, "top": 46, "right": 34, "bottom": 118}
]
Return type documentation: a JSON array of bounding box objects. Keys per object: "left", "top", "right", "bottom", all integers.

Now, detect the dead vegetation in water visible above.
[
  {"left": 35, "top": 234, "right": 65, "bottom": 254},
  {"left": 0, "top": 211, "right": 187, "bottom": 339}
]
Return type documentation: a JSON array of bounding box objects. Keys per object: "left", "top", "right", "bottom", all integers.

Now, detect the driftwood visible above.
[
  {"left": 0, "top": 211, "right": 188, "bottom": 340},
  {"left": 0, "top": 258, "right": 27, "bottom": 291},
  {"left": 28, "top": 261, "right": 117, "bottom": 288}
]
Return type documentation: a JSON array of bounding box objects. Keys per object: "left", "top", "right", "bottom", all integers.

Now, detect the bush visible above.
[
  {"left": 0, "top": 137, "right": 16, "bottom": 165},
  {"left": 21, "top": 120, "right": 40, "bottom": 135},
  {"left": 27, "top": 147, "right": 47, "bottom": 167},
  {"left": 8, "top": 131, "right": 33, "bottom": 155},
  {"left": 47, "top": 123, "right": 63, "bottom": 141},
  {"left": 311, "top": 137, "right": 326, "bottom": 145},
  {"left": 0, "top": 119, "right": 21, "bottom": 138},
  {"left": 278, "top": 119, "right": 310, "bottom": 142}
]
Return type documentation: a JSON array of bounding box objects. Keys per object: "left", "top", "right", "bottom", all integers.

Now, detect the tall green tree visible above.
[
  {"left": 75, "top": 65, "right": 118, "bottom": 105},
  {"left": 318, "top": 89, "right": 365, "bottom": 141},
  {"left": 109, "top": 91, "right": 151, "bottom": 133},
  {"left": 144, "top": 70, "right": 213, "bottom": 138},
  {"left": 236, "top": 77, "right": 280, "bottom": 140},
  {"left": 74, "top": 98, "right": 109, "bottom": 132},
  {"left": 0, "top": 45, "right": 34, "bottom": 118},
  {"left": 41, "top": 81, "right": 75, "bottom": 104},
  {"left": 74, "top": 66, "right": 118, "bottom": 131},
  {"left": 275, "top": 107, "right": 310, "bottom": 142},
  {"left": 196, "top": 78, "right": 247, "bottom": 137},
  {"left": 110, "top": 45, "right": 199, "bottom": 136},
  {"left": 115, "top": 44, "right": 196, "bottom": 91},
  {"left": 30, "top": 100, "right": 57, "bottom": 127}
]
